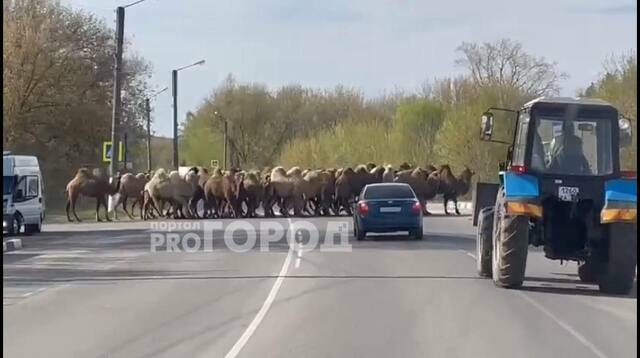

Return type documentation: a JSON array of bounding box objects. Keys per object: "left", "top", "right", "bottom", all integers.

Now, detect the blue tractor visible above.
[{"left": 472, "top": 97, "right": 636, "bottom": 294}]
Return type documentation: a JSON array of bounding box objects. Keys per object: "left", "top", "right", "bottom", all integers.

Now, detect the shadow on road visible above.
[
  {"left": 521, "top": 276, "right": 637, "bottom": 299},
  {"left": 356, "top": 233, "right": 475, "bottom": 251},
  {"left": 4, "top": 270, "right": 485, "bottom": 284}
]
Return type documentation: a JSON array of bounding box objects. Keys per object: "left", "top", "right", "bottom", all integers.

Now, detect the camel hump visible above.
[
  {"left": 76, "top": 167, "right": 93, "bottom": 178},
  {"left": 286, "top": 166, "right": 302, "bottom": 177},
  {"left": 354, "top": 164, "right": 368, "bottom": 173}
]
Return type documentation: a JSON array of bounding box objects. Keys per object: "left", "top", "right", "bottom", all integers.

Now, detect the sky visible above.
[{"left": 63, "top": 0, "right": 637, "bottom": 137}]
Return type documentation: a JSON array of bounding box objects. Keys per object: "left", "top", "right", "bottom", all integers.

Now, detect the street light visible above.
[
  {"left": 172, "top": 59, "right": 205, "bottom": 169},
  {"left": 109, "top": 0, "right": 152, "bottom": 179},
  {"left": 214, "top": 111, "right": 228, "bottom": 170},
  {"left": 145, "top": 87, "right": 168, "bottom": 172}
]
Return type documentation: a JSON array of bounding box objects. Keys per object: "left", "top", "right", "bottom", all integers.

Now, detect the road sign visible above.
[
  {"left": 103, "top": 141, "right": 125, "bottom": 162},
  {"left": 211, "top": 159, "right": 219, "bottom": 168}
]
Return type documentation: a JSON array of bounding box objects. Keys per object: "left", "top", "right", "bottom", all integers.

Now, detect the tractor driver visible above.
[{"left": 548, "top": 121, "right": 591, "bottom": 175}]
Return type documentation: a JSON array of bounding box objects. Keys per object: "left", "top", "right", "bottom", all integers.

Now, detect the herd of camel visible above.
[{"left": 64, "top": 162, "right": 475, "bottom": 222}]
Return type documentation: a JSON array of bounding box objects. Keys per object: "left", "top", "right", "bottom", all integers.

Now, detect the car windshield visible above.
[
  {"left": 530, "top": 117, "right": 613, "bottom": 176},
  {"left": 363, "top": 185, "right": 415, "bottom": 200},
  {"left": 3, "top": 176, "right": 14, "bottom": 195}
]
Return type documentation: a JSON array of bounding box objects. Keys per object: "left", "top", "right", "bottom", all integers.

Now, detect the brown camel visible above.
[
  {"left": 394, "top": 167, "right": 440, "bottom": 215},
  {"left": 112, "top": 172, "right": 147, "bottom": 219},
  {"left": 243, "top": 171, "right": 264, "bottom": 218},
  {"left": 65, "top": 168, "right": 119, "bottom": 222},
  {"left": 438, "top": 165, "right": 475, "bottom": 215}
]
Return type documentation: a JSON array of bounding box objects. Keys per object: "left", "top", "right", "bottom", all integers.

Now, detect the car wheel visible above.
[
  {"left": 410, "top": 228, "right": 423, "bottom": 240},
  {"left": 25, "top": 219, "right": 42, "bottom": 234},
  {"left": 355, "top": 223, "right": 366, "bottom": 241},
  {"left": 8, "top": 214, "right": 22, "bottom": 236}
]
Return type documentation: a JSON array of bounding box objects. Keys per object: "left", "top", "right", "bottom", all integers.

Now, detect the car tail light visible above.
[
  {"left": 620, "top": 171, "right": 637, "bottom": 178},
  {"left": 509, "top": 165, "right": 527, "bottom": 174},
  {"left": 357, "top": 201, "right": 369, "bottom": 216},
  {"left": 411, "top": 201, "right": 422, "bottom": 214}
]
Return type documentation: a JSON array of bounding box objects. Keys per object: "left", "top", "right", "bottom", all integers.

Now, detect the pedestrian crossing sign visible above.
[{"left": 103, "top": 141, "right": 125, "bottom": 162}]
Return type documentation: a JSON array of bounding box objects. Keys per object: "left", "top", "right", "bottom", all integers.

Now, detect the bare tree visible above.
[{"left": 455, "top": 39, "right": 568, "bottom": 97}]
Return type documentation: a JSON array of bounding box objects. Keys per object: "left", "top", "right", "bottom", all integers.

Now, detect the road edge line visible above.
[{"left": 224, "top": 218, "right": 295, "bottom": 358}]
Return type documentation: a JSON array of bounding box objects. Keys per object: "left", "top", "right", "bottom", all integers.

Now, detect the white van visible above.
[{"left": 3, "top": 152, "right": 45, "bottom": 235}]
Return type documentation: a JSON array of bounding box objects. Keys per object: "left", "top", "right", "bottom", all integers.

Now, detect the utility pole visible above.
[
  {"left": 145, "top": 98, "right": 151, "bottom": 172},
  {"left": 123, "top": 132, "right": 128, "bottom": 168},
  {"left": 172, "top": 69, "right": 179, "bottom": 170},
  {"left": 109, "top": 6, "right": 125, "bottom": 177},
  {"left": 223, "top": 119, "right": 228, "bottom": 170}
]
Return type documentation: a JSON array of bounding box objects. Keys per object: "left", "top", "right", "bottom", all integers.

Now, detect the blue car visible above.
[{"left": 353, "top": 183, "right": 424, "bottom": 241}]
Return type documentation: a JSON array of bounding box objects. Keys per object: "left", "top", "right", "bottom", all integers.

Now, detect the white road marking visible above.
[
  {"left": 458, "top": 249, "right": 476, "bottom": 259},
  {"left": 295, "top": 258, "right": 301, "bottom": 269},
  {"left": 21, "top": 287, "right": 47, "bottom": 298},
  {"left": 224, "top": 218, "right": 294, "bottom": 358},
  {"left": 516, "top": 291, "right": 608, "bottom": 358}
]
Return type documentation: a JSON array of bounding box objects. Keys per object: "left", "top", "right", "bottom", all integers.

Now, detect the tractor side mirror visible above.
[
  {"left": 619, "top": 117, "right": 632, "bottom": 147},
  {"left": 480, "top": 112, "right": 494, "bottom": 141},
  {"left": 498, "top": 161, "right": 507, "bottom": 171}
]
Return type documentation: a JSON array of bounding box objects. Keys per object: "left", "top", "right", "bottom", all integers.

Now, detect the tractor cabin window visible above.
[
  {"left": 532, "top": 117, "right": 613, "bottom": 176},
  {"left": 512, "top": 112, "right": 530, "bottom": 166}
]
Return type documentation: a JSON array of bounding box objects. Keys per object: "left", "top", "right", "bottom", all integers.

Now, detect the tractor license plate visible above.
[
  {"left": 558, "top": 186, "right": 579, "bottom": 201},
  {"left": 380, "top": 207, "right": 401, "bottom": 213}
]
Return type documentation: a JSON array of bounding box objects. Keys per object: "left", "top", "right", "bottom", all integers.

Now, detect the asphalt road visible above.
[{"left": 3, "top": 205, "right": 637, "bottom": 358}]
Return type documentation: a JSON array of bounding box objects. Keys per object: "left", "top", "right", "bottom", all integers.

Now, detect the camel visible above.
[
  {"left": 318, "top": 169, "right": 337, "bottom": 216},
  {"left": 112, "top": 172, "right": 147, "bottom": 219},
  {"left": 334, "top": 167, "right": 355, "bottom": 215},
  {"left": 142, "top": 169, "right": 194, "bottom": 219},
  {"left": 268, "top": 166, "right": 300, "bottom": 216},
  {"left": 242, "top": 171, "right": 264, "bottom": 218},
  {"left": 293, "top": 169, "right": 325, "bottom": 216},
  {"left": 438, "top": 165, "right": 475, "bottom": 215},
  {"left": 382, "top": 164, "right": 395, "bottom": 182},
  {"left": 65, "top": 168, "right": 120, "bottom": 222},
  {"left": 203, "top": 168, "right": 226, "bottom": 218},
  {"left": 394, "top": 167, "right": 440, "bottom": 215}
]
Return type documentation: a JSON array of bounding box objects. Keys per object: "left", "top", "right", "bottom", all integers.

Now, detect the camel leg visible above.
[
  {"left": 122, "top": 197, "right": 135, "bottom": 220},
  {"left": 443, "top": 195, "right": 450, "bottom": 216},
  {"left": 95, "top": 197, "right": 102, "bottom": 222},
  {"left": 104, "top": 197, "right": 112, "bottom": 221},
  {"left": 422, "top": 199, "right": 432, "bottom": 216},
  {"left": 66, "top": 199, "right": 73, "bottom": 222},
  {"left": 137, "top": 198, "right": 144, "bottom": 219},
  {"left": 189, "top": 198, "right": 199, "bottom": 219},
  {"left": 68, "top": 192, "right": 82, "bottom": 222},
  {"left": 453, "top": 197, "right": 461, "bottom": 215}
]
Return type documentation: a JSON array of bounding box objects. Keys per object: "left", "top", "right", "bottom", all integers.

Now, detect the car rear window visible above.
[{"left": 363, "top": 185, "right": 415, "bottom": 200}]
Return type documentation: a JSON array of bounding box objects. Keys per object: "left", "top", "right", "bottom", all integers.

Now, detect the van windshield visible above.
[{"left": 3, "top": 176, "right": 15, "bottom": 195}]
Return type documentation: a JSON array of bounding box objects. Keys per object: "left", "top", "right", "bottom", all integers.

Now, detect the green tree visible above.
[
  {"left": 179, "top": 111, "right": 224, "bottom": 168},
  {"left": 3, "top": 0, "right": 152, "bottom": 207},
  {"left": 392, "top": 99, "right": 445, "bottom": 165},
  {"left": 583, "top": 53, "right": 637, "bottom": 169}
]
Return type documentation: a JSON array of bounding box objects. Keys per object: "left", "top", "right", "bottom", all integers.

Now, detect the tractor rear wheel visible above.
[{"left": 598, "top": 223, "right": 637, "bottom": 295}]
